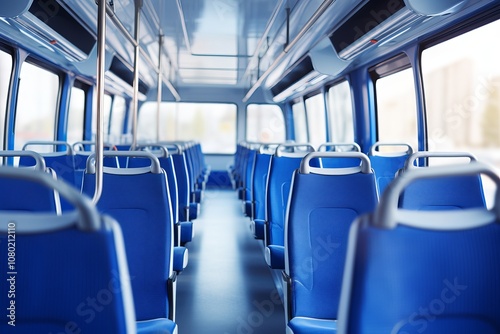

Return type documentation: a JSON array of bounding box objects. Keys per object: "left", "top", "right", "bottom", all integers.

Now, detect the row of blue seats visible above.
[
  {"left": 231, "top": 141, "right": 498, "bottom": 333},
  {"left": 18, "top": 140, "right": 208, "bottom": 222},
  {"left": 0, "top": 166, "right": 180, "bottom": 333},
  {"left": 0, "top": 141, "right": 210, "bottom": 333}
]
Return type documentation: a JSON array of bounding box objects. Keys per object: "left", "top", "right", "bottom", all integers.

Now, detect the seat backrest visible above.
[
  {"left": 0, "top": 150, "right": 60, "bottom": 213},
  {"left": 399, "top": 151, "right": 486, "bottom": 210},
  {"left": 230, "top": 143, "right": 246, "bottom": 188},
  {"left": 252, "top": 144, "right": 278, "bottom": 222},
  {"left": 318, "top": 142, "right": 361, "bottom": 168},
  {"left": 73, "top": 141, "right": 119, "bottom": 170},
  {"left": 284, "top": 152, "right": 378, "bottom": 321},
  {"left": 0, "top": 167, "right": 136, "bottom": 333},
  {"left": 368, "top": 142, "right": 413, "bottom": 195},
  {"left": 128, "top": 145, "right": 179, "bottom": 224},
  {"left": 82, "top": 151, "right": 175, "bottom": 322},
  {"left": 265, "top": 144, "right": 315, "bottom": 249},
  {"left": 338, "top": 162, "right": 500, "bottom": 334},
  {"left": 20, "top": 141, "right": 77, "bottom": 188},
  {"left": 243, "top": 147, "right": 257, "bottom": 203},
  {"left": 166, "top": 144, "right": 191, "bottom": 222}
]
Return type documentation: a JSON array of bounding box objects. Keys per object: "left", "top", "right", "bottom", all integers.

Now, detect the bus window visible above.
[
  {"left": 327, "top": 80, "right": 355, "bottom": 143},
  {"left": 138, "top": 102, "right": 237, "bottom": 154},
  {"left": 0, "top": 50, "right": 12, "bottom": 149},
  {"left": 91, "top": 93, "right": 112, "bottom": 142},
  {"left": 422, "top": 19, "right": 500, "bottom": 206},
  {"left": 246, "top": 104, "right": 285, "bottom": 143},
  {"left": 138, "top": 102, "right": 174, "bottom": 142},
  {"left": 305, "top": 93, "right": 327, "bottom": 149},
  {"left": 66, "top": 85, "right": 86, "bottom": 144},
  {"left": 375, "top": 67, "right": 417, "bottom": 150},
  {"left": 109, "top": 95, "right": 126, "bottom": 143},
  {"left": 15, "top": 62, "right": 60, "bottom": 151},
  {"left": 292, "top": 100, "right": 307, "bottom": 143}
]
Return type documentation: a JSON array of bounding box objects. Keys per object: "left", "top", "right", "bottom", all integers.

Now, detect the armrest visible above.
[
  {"left": 189, "top": 202, "right": 200, "bottom": 220},
  {"left": 166, "top": 272, "right": 177, "bottom": 321},
  {"left": 244, "top": 200, "right": 253, "bottom": 218},
  {"left": 252, "top": 219, "right": 265, "bottom": 240},
  {"left": 173, "top": 246, "right": 189, "bottom": 272},
  {"left": 282, "top": 271, "right": 293, "bottom": 322},
  {"left": 265, "top": 245, "right": 285, "bottom": 269},
  {"left": 179, "top": 221, "right": 194, "bottom": 245}
]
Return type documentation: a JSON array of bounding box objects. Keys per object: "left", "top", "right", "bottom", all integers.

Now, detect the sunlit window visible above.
[
  {"left": 375, "top": 67, "right": 417, "bottom": 150},
  {"left": 292, "top": 100, "right": 307, "bottom": 143},
  {"left": 66, "top": 86, "right": 85, "bottom": 144},
  {"left": 246, "top": 104, "right": 285, "bottom": 143},
  {"left": 422, "top": 19, "right": 500, "bottom": 206},
  {"left": 15, "top": 62, "right": 60, "bottom": 151},
  {"left": 109, "top": 96, "right": 126, "bottom": 143},
  {"left": 139, "top": 102, "right": 237, "bottom": 154},
  {"left": 91, "top": 93, "right": 112, "bottom": 142},
  {"left": 305, "top": 93, "right": 327, "bottom": 149},
  {"left": 327, "top": 80, "right": 355, "bottom": 143}
]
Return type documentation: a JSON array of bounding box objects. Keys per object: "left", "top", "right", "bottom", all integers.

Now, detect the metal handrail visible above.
[{"left": 243, "top": 0, "right": 334, "bottom": 102}]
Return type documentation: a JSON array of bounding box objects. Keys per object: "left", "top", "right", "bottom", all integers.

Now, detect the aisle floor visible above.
[{"left": 176, "top": 190, "right": 286, "bottom": 334}]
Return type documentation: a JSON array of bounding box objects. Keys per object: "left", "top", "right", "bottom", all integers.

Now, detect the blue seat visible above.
[
  {"left": 318, "top": 142, "right": 362, "bottom": 168},
  {"left": 19, "top": 141, "right": 78, "bottom": 210},
  {"left": 399, "top": 151, "right": 486, "bottom": 210},
  {"left": 192, "top": 142, "right": 210, "bottom": 186},
  {"left": 128, "top": 145, "right": 190, "bottom": 268},
  {"left": 160, "top": 142, "right": 200, "bottom": 234},
  {"left": 338, "top": 162, "right": 500, "bottom": 334},
  {"left": 242, "top": 146, "right": 258, "bottom": 217},
  {"left": 0, "top": 167, "right": 139, "bottom": 333},
  {"left": 165, "top": 144, "right": 193, "bottom": 224},
  {"left": 183, "top": 141, "right": 206, "bottom": 205},
  {"left": 251, "top": 144, "right": 279, "bottom": 239},
  {"left": 82, "top": 151, "right": 179, "bottom": 325},
  {"left": 264, "top": 143, "right": 315, "bottom": 269},
  {"left": 170, "top": 141, "right": 202, "bottom": 220},
  {"left": 234, "top": 143, "right": 251, "bottom": 196},
  {"left": 73, "top": 141, "right": 119, "bottom": 168},
  {"left": 368, "top": 142, "right": 413, "bottom": 195},
  {"left": 229, "top": 143, "right": 246, "bottom": 190},
  {"left": 284, "top": 152, "right": 378, "bottom": 333},
  {"left": 73, "top": 141, "right": 121, "bottom": 190},
  {"left": 1, "top": 150, "right": 60, "bottom": 213},
  {"left": 114, "top": 144, "right": 133, "bottom": 167}
]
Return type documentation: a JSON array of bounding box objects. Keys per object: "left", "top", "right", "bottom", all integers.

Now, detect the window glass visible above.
[
  {"left": 422, "top": 19, "right": 500, "bottom": 206},
  {"left": 327, "top": 81, "right": 355, "bottom": 143},
  {"left": 91, "top": 93, "right": 112, "bottom": 141},
  {"left": 0, "top": 50, "right": 12, "bottom": 149},
  {"left": 109, "top": 96, "right": 126, "bottom": 143},
  {"left": 376, "top": 67, "right": 418, "bottom": 150},
  {"left": 246, "top": 104, "right": 285, "bottom": 143},
  {"left": 15, "top": 62, "right": 59, "bottom": 151},
  {"left": 139, "top": 102, "right": 237, "bottom": 154},
  {"left": 305, "top": 93, "right": 327, "bottom": 149},
  {"left": 66, "top": 86, "right": 85, "bottom": 144},
  {"left": 292, "top": 101, "right": 307, "bottom": 143}
]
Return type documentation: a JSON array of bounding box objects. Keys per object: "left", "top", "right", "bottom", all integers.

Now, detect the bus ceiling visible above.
[{"left": 0, "top": 0, "right": 497, "bottom": 104}]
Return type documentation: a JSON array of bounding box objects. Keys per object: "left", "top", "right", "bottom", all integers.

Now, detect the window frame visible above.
[{"left": 14, "top": 58, "right": 63, "bottom": 150}]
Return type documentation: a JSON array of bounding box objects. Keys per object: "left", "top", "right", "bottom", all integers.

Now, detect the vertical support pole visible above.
[
  {"left": 131, "top": 0, "right": 143, "bottom": 150},
  {"left": 93, "top": 0, "right": 107, "bottom": 203},
  {"left": 157, "top": 35, "right": 163, "bottom": 142},
  {"left": 285, "top": 7, "right": 290, "bottom": 49}
]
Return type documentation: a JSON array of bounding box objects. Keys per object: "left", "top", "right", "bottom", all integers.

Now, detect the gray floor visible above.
[{"left": 176, "top": 190, "right": 286, "bottom": 334}]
